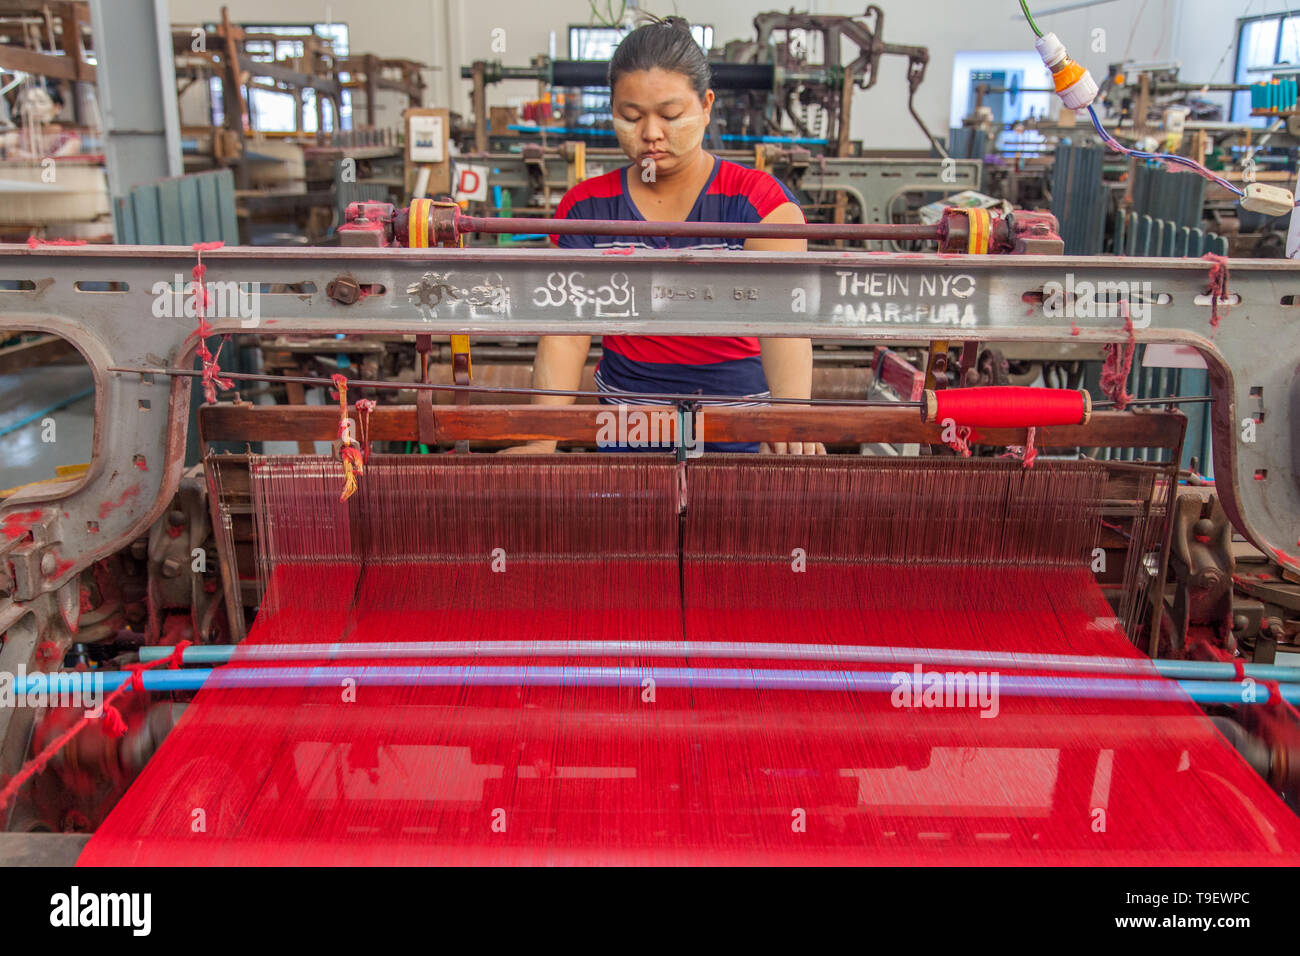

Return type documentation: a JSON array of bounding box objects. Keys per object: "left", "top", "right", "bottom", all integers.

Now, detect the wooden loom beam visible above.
[{"left": 199, "top": 403, "right": 1186, "bottom": 450}]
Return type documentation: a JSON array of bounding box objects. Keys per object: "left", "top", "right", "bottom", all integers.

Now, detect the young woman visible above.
[{"left": 503, "top": 16, "right": 823, "bottom": 455}]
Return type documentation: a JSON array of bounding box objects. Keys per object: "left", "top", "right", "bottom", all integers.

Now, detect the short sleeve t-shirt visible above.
[{"left": 550, "top": 155, "right": 802, "bottom": 366}]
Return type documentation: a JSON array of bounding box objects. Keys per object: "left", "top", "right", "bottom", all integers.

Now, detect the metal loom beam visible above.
[{"left": 0, "top": 244, "right": 1292, "bottom": 610}]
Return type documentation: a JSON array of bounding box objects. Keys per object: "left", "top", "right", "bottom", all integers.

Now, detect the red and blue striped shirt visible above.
[{"left": 550, "top": 155, "right": 802, "bottom": 365}]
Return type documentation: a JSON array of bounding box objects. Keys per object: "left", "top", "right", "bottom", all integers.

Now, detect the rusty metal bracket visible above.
[{"left": 414, "top": 333, "right": 437, "bottom": 446}]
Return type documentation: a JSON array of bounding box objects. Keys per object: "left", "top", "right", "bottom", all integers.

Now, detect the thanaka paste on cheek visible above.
[{"left": 612, "top": 113, "right": 709, "bottom": 159}]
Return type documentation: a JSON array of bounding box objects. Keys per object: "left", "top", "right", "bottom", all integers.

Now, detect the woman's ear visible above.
[{"left": 703, "top": 89, "right": 715, "bottom": 113}]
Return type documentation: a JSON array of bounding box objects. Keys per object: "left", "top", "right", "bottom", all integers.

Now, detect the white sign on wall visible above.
[{"left": 409, "top": 114, "right": 445, "bottom": 163}]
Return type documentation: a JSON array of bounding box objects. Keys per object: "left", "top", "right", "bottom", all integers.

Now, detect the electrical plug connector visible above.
[
  {"left": 1036, "top": 32, "right": 1099, "bottom": 110},
  {"left": 1240, "top": 182, "right": 1296, "bottom": 217}
]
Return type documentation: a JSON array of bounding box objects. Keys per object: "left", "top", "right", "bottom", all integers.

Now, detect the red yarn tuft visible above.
[
  {"left": 1100, "top": 310, "right": 1137, "bottom": 410},
  {"left": 1021, "top": 427, "right": 1038, "bottom": 469},
  {"left": 1203, "top": 253, "right": 1230, "bottom": 331},
  {"left": 169, "top": 640, "right": 193, "bottom": 669},
  {"left": 192, "top": 244, "right": 234, "bottom": 402},
  {"left": 945, "top": 423, "right": 973, "bottom": 457},
  {"left": 101, "top": 705, "right": 128, "bottom": 738}
]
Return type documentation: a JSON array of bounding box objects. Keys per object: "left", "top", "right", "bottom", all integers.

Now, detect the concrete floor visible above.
[{"left": 0, "top": 359, "right": 95, "bottom": 491}]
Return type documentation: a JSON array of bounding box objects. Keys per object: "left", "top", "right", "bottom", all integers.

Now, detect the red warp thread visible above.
[
  {"left": 192, "top": 242, "right": 233, "bottom": 403},
  {"left": 1100, "top": 310, "right": 1137, "bottom": 411},
  {"left": 74, "top": 459, "right": 1300, "bottom": 865},
  {"left": 1203, "top": 253, "right": 1230, "bottom": 331}
]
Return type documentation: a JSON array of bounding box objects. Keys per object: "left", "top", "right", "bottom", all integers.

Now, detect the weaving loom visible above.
[{"left": 3, "top": 203, "right": 1300, "bottom": 865}]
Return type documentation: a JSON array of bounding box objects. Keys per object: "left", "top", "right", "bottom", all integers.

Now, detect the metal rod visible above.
[
  {"left": 1094, "top": 395, "right": 1215, "bottom": 408},
  {"left": 20, "top": 665, "right": 1300, "bottom": 704},
  {"left": 109, "top": 365, "right": 921, "bottom": 408},
  {"left": 139, "top": 639, "right": 1300, "bottom": 683},
  {"left": 458, "top": 215, "right": 943, "bottom": 242},
  {"left": 113, "top": 365, "right": 1212, "bottom": 413}
]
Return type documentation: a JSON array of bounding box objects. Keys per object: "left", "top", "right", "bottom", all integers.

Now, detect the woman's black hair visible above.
[{"left": 607, "top": 15, "right": 712, "bottom": 101}]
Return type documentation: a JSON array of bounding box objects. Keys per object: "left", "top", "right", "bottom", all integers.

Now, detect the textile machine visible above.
[{"left": 3, "top": 200, "right": 1300, "bottom": 865}]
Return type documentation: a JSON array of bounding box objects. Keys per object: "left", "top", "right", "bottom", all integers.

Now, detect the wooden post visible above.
[
  {"left": 472, "top": 61, "right": 487, "bottom": 153},
  {"left": 58, "top": 4, "right": 87, "bottom": 126},
  {"left": 364, "top": 53, "right": 378, "bottom": 128},
  {"left": 218, "top": 6, "right": 249, "bottom": 188}
]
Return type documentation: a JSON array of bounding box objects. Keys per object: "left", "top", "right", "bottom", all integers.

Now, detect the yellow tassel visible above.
[
  {"left": 339, "top": 446, "right": 364, "bottom": 502},
  {"left": 332, "top": 373, "right": 363, "bottom": 501},
  {"left": 340, "top": 458, "right": 358, "bottom": 502}
]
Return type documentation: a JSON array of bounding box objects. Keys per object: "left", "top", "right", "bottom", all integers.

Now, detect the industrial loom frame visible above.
[{"left": 0, "top": 207, "right": 1292, "bottom": 840}]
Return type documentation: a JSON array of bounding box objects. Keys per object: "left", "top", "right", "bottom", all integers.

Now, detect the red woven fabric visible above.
[{"left": 78, "top": 457, "right": 1300, "bottom": 865}]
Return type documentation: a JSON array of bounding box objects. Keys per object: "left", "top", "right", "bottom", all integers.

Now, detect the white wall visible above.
[{"left": 165, "top": 0, "right": 1178, "bottom": 148}]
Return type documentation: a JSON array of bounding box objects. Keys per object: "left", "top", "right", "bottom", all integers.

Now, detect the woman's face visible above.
[{"left": 611, "top": 68, "right": 714, "bottom": 177}]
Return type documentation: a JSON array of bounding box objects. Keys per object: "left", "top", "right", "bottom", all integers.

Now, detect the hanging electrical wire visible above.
[
  {"left": 1018, "top": 0, "right": 1298, "bottom": 208},
  {"left": 1019, "top": 0, "right": 1043, "bottom": 37},
  {"left": 1086, "top": 105, "right": 1246, "bottom": 196}
]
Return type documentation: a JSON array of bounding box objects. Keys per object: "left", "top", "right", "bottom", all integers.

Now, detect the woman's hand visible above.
[
  {"left": 757, "top": 334, "right": 824, "bottom": 455},
  {"left": 498, "top": 440, "right": 558, "bottom": 454},
  {"left": 497, "top": 335, "right": 590, "bottom": 455},
  {"left": 761, "top": 441, "right": 827, "bottom": 455}
]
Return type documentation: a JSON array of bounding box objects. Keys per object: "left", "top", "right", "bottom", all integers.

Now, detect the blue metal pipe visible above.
[
  {"left": 21, "top": 665, "right": 1300, "bottom": 705},
  {"left": 138, "top": 640, "right": 1300, "bottom": 684}
]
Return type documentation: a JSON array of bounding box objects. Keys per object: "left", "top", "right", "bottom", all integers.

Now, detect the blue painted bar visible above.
[
  {"left": 21, "top": 664, "right": 1300, "bottom": 705},
  {"left": 138, "top": 640, "right": 1300, "bottom": 684}
]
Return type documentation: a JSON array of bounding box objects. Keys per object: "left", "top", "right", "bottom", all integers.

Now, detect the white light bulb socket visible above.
[
  {"left": 1060, "top": 72, "right": 1099, "bottom": 110},
  {"left": 1035, "top": 33, "right": 1068, "bottom": 70}
]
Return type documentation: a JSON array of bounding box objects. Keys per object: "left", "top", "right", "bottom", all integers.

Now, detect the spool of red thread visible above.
[{"left": 921, "top": 386, "right": 1091, "bottom": 428}]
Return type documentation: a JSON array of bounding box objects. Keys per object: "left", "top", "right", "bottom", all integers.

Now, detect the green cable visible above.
[{"left": 1019, "top": 0, "right": 1043, "bottom": 37}]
